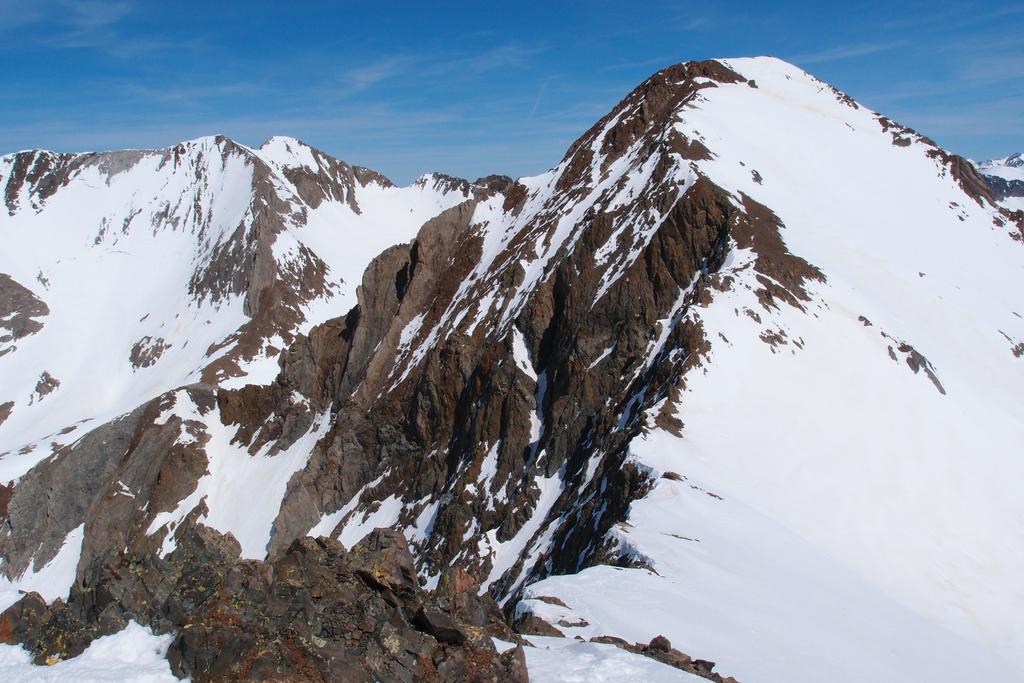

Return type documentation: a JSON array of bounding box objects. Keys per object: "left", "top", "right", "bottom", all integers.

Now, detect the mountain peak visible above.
[
  {"left": 257, "top": 135, "right": 323, "bottom": 169},
  {"left": 1, "top": 55, "right": 1022, "bottom": 683}
]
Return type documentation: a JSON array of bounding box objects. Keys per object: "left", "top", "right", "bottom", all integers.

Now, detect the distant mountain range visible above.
[{"left": 974, "top": 152, "right": 1024, "bottom": 211}]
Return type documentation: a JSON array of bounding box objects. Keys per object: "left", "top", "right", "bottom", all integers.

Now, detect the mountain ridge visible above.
[{"left": 0, "top": 57, "right": 1022, "bottom": 682}]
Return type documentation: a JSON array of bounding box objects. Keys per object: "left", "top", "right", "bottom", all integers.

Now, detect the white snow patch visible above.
[
  {"left": 480, "top": 468, "right": 564, "bottom": 596},
  {"left": 523, "top": 635, "right": 704, "bottom": 682},
  {"left": 0, "top": 621, "right": 178, "bottom": 682},
  {"left": 0, "top": 524, "right": 84, "bottom": 612},
  {"left": 337, "top": 494, "right": 404, "bottom": 549},
  {"left": 145, "top": 389, "right": 329, "bottom": 559},
  {"left": 511, "top": 328, "right": 537, "bottom": 381},
  {"left": 306, "top": 471, "right": 390, "bottom": 540}
]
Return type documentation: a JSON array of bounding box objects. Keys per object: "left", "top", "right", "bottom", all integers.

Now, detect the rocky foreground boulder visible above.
[{"left": 0, "top": 527, "right": 527, "bottom": 682}]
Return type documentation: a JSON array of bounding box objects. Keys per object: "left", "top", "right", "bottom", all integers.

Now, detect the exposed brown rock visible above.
[
  {"left": 2, "top": 150, "right": 80, "bottom": 214},
  {"left": 514, "top": 613, "right": 565, "bottom": 638},
  {"left": 0, "top": 592, "right": 48, "bottom": 646},
  {"left": 898, "top": 343, "right": 946, "bottom": 395},
  {"left": 0, "top": 273, "right": 49, "bottom": 356},
  {"left": 1, "top": 527, "right": 524, "bottom": 682},
  {"left": 731, "top": 193, "right": 825, "bottom": 311},
  {"left": 129, "top": 336, "right": 170, "bottom": 369},
  {"left": 878, "top": 330, "right": 946, "bottom": 395},
  {"left": 925, "top": 148, "right": 998, "bottom": 207},
  {"left": 531, "top": 595, "right": 569, "bottom": 608},
  {"left": 28, "top": 372, "right": 59, "bottom": 404},
  {"left": 588, "top": 633, "right": 740, "bottom": 682},
  {"left": 276, "top": 139, "right": 364, "bottom": 213}
]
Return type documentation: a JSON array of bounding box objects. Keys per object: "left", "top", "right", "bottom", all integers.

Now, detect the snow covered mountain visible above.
[
  {"left": 974, "top": 152, "right": 1024, "bottom": 211},
  {"left": 977, "top": 151, "right": 1024, "bottom": 181},
  {"left": 0, "top": 135, "right": 486, "bottom": 479},
  {"left": 0, "top": 57, "right": 1022, "bottom": 682}
]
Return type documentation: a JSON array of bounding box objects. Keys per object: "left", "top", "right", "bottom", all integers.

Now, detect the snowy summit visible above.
[{"left": 0, "top": 56, "right": 1022, "bottom": 683}]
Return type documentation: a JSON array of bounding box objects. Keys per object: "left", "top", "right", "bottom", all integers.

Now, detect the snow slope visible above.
[
  {"left": 0, "top": 621, "right": 177, "bottom": 682},
  {"left": 0, "top": 136, "right": 468, "bottom": 466},
  {"left": 520, "top": 57, "right": 1024, "bottom": 682},
  {"left": 520, "top": 636, "right": 706, "bottom": 683}
]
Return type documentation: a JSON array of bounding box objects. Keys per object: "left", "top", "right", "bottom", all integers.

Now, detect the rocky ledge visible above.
[{"left": 0, "top": 527, "right": 526, "bottom": 682}]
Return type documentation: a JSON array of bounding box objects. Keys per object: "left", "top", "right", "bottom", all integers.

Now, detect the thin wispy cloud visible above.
[
  {"left": 528, "top": 77, "right": 554, "bottom": 120},
  {"left": 340, "top": 43, "right": 542, "bottom": 95},
  {"left": 598, "top": 56, "right": 677, "bottom": 73},
  {"left": 790, "top": 41, "right": 906, "bottom": 65},
  {"left": 880, "top": 3, "right": 1024, "bottom": 32},
  {"left": 680, "top": 16, "right": 714, "bottom": 32},
  {"left": 0, "top": 0, "right": 45, "bottom": 31},
  {"left": 35, "top": 0, "right": 133, "bottom": 49},
  {"left": 124, "top": 81, "right": 269, "bottom": 105},
  {"left": 452, "top": 43, "right": 540, "bottom": 75},
  {"left": 64, "top": 0, "right": 133, "bottom": 31},
  {"left": 889, "top": 95, "right": 1023, "bottom": 137},
  {"left": 345, "top": 56, "right": 413, "bottom": 91},
  {"left": 0, "top": 0, "right": 201, "bottom": 58}
]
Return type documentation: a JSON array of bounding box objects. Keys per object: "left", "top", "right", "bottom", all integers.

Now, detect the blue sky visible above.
[{"left": 0, "top": 1, "right": 1020, "bottom": 183}]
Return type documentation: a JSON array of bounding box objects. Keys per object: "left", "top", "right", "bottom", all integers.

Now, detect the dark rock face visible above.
[
  {"left": 129, "top": 336, "right": 171, "bottom": 368},
  {"left": 981, "top": 173, "right": 1024, "bottom": 203},
  {"left": 473, "top": 175, "right": 515, "bottom": 194},
  {"left": 1, "top": 150, "right": 79, "bottom": 215},
  {"left": 274, "top": 141, "right": 364, "bottom": 213},
  {"left": 0, "top": 273, "right": 49, "bottom": 357},
  {"left": 0, "top": 402, "right": 151, "bottom": 579},
  {"left": 3, "top": 527, "right": 525, "bottom": 682}
]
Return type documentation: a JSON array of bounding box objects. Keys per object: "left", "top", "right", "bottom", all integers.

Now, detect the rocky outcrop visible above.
[
  {"left": 0, "top": 273, "right": 48, "bottom": 357},
  {"left": 590, "top": 634, "right": 739, "bottom": 682},
  {"left": 1, "top": 527, "right": 526, "bottom": 682},
  {"left": 30, "top": 371, "right": 59, "bottom": 403},
  {"left": 1, "top": 150, "right": 80, "bottom": 215},
  {"left": 983, "top": 173, "right": 1024, "bottom": 201},
  {"left": 130, "top": 336, "right": 171, "bottom": 368},
  {"left": 2, "top": 386, "right": 212, "bottom": 581}
]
